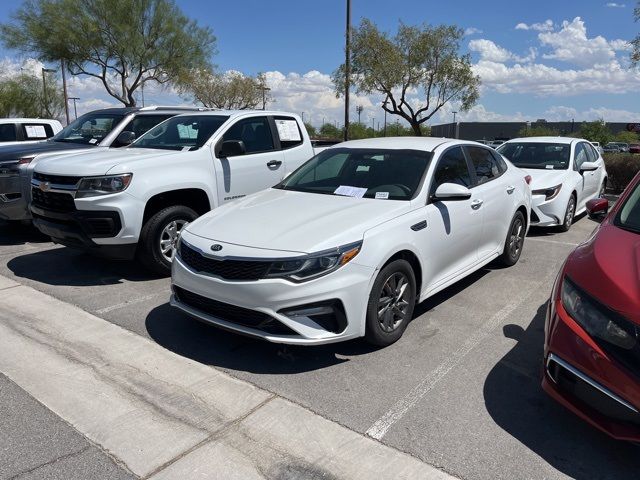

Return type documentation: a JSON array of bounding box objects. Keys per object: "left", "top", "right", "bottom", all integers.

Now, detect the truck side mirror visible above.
[{"left": 219, "top": 140, "right": 246, "bottom": 157}]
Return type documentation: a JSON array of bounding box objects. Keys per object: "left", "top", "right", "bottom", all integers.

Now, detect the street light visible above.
[
  {"left": 451, "top": 111, "right": 458, "bottom": 138},
  {"left": 68, "top": 97, "right": 80, "bottom": 119},
  {"left": 301, "top": 112, "right": 305, "bottom": 123},
  {"left": 356, "top": 105, "right": 363, "bottom": 124},
  {"left": 259, "top": 85, "right": 271, "bottom": 110},
  {"left": 343, "top": 0, "right": 351, "bottom": 141},
  {"left": 41, "top": 67, "right": 57, "bottom": 118}
]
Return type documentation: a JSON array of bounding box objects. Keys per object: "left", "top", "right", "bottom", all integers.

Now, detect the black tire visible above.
[
  {"left": 557, "top": 194, "right": 576, "bottom": 232},
  {"left": 364, "top": 259, "right": 416, "bottom": 347},
  {"left": 498, "top": 211, "right": 526, "bottom": 267},
  {"left": 138, "top": 205, "right": 198, "bottom": 276}
]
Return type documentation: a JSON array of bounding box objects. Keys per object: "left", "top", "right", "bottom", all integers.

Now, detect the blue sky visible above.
[{"left": 0, "top": 0, "right": 638, "bottom": 126}]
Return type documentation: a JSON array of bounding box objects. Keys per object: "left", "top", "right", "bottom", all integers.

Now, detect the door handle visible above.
[
  {"left": 506, "top": 186, "right": 515, "bottom": 194},
  {"left": 266, "top": 160, "right": 282, "bottom": 168},
  {"left": 471, "top": 199, "right": 483, "bottom": 210}
]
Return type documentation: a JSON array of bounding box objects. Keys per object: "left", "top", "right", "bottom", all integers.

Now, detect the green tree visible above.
[
  {"left": 304, "top": 122, "right": 318, "bottom": 137},
  {"left": 517, "top": 125, "right": 560, "bottom": 137},
  {"left": 578, "top": 119, "right": 613, "bottom": 145},
  {"left": 1, "top": 0, "right": 216, "bottom": 107},
  {"left": 0, "top": 72, "right": 63, "bottom": 118},
  {"left": 332, "top": 19, "right": 480, "bottom": 136},
  {"left": 632, "top": 2, "right": 640, "bottom": 64},
  {"left": 613, "top": 130, "right": 639, "bottom": 144},
  {"left": 182, "top": 71, "right": 269, "bottom": 110},
  {"left": 319, "top": 123, "right": 342, "bottom": 139}
]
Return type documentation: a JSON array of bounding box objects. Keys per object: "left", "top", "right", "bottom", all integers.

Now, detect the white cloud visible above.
[
  {"left": 468, "top": 39, "right": 537, "bottom": 63},
  {"left": 515, "top": 19, "right": 554, "bottom": 32},
  {"left": 605, "top": 3, "right": 626, "bottom": 8},
  {"left": 464, "top": 27, "right": 483, "bottom": 36}
]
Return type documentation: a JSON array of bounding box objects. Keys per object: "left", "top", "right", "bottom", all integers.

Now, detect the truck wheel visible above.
[
  {"left": 138, "top": 205, "right": 198, "bottom": 275},
  {"left": 364, "top": 259, "right": 416, "bottom": 347}
]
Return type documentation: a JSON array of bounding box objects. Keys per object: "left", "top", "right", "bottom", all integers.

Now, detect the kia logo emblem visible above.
[
  {"left": 210, "top": 244, "right": 223, "bottom": 252},
  {"left": 39, "top": 182, "right": 51, "bottom": 192}
]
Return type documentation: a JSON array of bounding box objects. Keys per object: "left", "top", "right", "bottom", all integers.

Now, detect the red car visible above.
[
  {"left": 629, "top": 144, "right": 640, "bottom": 154},
  {"left": 543, "top": 172, "right": 640, "bottom": 441}
]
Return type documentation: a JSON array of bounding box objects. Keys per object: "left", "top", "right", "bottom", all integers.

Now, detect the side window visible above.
[
  {"left": 223, "top": 117, "right": 274, "bottom": 154},
  {"left": 430, "top": 146, "right": 471, "bottom": 196},
  {"left": 467, "top": 146, "right": 501, "bottom": 184},
  {"left": 274, "top": 116, "right": 303, "bottom": 149},
  {"left": 127, "top": 115, "right": 172, "bottom": 139},
  {"left": 574, "top": 143, "right": 588, "bottom": 170},
  {"left": 585, "top": 143, "right": 599, "bottom": 163},
  {"left": 22, "top": 123, "right": 53, "bottom": 139},
  {"left": 491, "top": 150, "right": 508, "bottom": 174},
  {"left": 0, "top": 124, "right": 17, "bottom": 142}
]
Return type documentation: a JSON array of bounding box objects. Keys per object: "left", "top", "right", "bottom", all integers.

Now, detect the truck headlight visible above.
[
  {"left": 532, "top": 184, "right": 562, "bottom": 201},
  {"left": 266, "top": 241, "right": 361, "bottom": 282},
  {"left": 561, "top": 277, "right": 637, "bottom": 350},
  {"left": 76, "top": 174, "right": 132, "bottom": 198}
]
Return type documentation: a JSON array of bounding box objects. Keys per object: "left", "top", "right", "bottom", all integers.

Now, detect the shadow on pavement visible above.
[
  {"left": 484, "top": 303, "right": 639, "bottom": 479},
  {"left": 526, "top": 212, "right": 592, "bottom": 237},
  {"left": 0, "top": 220, "right": 50, "bottom": 246},
  {"left": 6, "top": 247, "right": 159, "bottom": 286}
]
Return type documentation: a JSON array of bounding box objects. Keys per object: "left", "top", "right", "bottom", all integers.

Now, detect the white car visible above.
[
  {"left": 31, "top": 111, "right": 315, "bottom": 274},
  {"left": 0, "top": 118, "right": 62, "bottom": 146},
  {"left": 171, "top": 138, "right": 532, "bottom": 346},
  {"left": 497, "top": 137, "right": 607, "bottom": 231}
]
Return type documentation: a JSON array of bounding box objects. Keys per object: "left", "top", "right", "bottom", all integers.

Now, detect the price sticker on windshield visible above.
[{"left": 334, "top": 185, "right": 367, "bottom": 198}]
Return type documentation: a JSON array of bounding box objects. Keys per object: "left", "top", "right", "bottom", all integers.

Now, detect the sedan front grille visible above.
[
  {"left": 31, "top": 188, "right": 76, "bottom": 212},
  {"left": 179, "top": 241, "right": 271, "bottom": 281}
]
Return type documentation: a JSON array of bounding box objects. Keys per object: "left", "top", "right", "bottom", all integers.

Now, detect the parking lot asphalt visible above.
[{"left": 0, "top": 214, "right": 638, "bottom": 480}]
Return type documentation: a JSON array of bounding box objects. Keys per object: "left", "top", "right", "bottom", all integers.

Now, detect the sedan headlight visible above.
[
  {"left": 561, "top": 277, "right": 637, "bottom": 350},
  {"left": 76, "top": 174, "right": 132, "bottom": 198},
  {"left": 266, "top": 241, "right": 362, "bottom": 282},
  {"left": 532, "top": 184, "right": 562, "bottom": 201}
]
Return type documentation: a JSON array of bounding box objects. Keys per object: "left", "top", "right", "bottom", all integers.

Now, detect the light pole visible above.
[
  {"left": 452, "top": 111, "right": 458, "bottom": 138},
  {"left": 343, "top": 0, "right": 351, "bottom": 141},
  {"left": 69, "top": 97, "right": 80, "bottom": 119},
  {"left": 41, "top": 67, "right": 57, "bottom": 118},
  {"left": 356, "top": 105, "right": 363, "bottom": 124},
  {"left": 301, "top": 112, "right": 305, "bottom": 123},
  {"left": 259, "top": 85, "right": 271, "bottom": 110},
  {"left": 60, "top": 60, "right": 70, "bottom": 125}
]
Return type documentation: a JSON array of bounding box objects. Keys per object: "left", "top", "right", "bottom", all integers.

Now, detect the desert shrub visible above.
[{"left": 603, "top": 154, "right": 640, "bottom": 193}]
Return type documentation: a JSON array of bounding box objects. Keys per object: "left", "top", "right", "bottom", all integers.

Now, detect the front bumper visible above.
[
  {"left": 170, "top": 238, "right": 375, "bottom": 345},
  {"left": 543, "top": 297, "right": 640, "bottom": 441},
  {"left": 529, "top": 194, "right": 565, "bottom": 227}
]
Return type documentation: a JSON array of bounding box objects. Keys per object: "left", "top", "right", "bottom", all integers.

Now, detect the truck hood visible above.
[
  {"left": 186, "top": 188, "right": 413, "bottom": 253},
  {"left": 33, "top": 148, "right": 177, "bottom": 176},
  {"left": 522, "top": 168, "right": 570, "bottom": 190},
  {"left": 0, "top": 140, "right": 94, "bottom": 161}
]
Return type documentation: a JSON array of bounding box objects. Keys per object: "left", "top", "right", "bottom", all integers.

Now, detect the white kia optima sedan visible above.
[
  {"left": 171, "top": 138, "right": 532, "bottom": 346},
  {"left": 497, "top": 137, "right": 607, "bottom": 231}
]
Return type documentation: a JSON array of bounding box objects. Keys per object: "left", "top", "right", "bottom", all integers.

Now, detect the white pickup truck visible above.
[{"left": 30, "top": 110, "right": 315, "bottom": 274}]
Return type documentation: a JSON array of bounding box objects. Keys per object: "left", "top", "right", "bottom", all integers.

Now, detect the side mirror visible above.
[
  {"left": 116, "top": 130, "right": 136, "bottom": 146},
  {"left": 586, "top": 198, "right": 609, "bottom": 220},
  {"left": 433, "top": 183, "right": 472, "bottom": 201},
  {"left": 580, "top": 161, "right": 598, "bottom": 172},
  {"left": 219, "top": 140, "right": 246, "bottom": 157}
]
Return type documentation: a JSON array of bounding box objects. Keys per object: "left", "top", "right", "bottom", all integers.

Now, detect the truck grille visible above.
[
  {"left": 179, "top": 241, "right": 271, "bottom": 281},
  {"left": 31, "top": 188, "right": 76, "bottom": 212},
  {"left": 174, "top": 286, "right": 296, "bottom": 335},
  {"left": 33, "top": 172, "right": 81, "bottom": 186}
]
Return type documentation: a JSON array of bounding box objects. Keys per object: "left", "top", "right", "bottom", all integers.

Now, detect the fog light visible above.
[{"left": 280, "top": 301, "right": 347, "bottom": 334}]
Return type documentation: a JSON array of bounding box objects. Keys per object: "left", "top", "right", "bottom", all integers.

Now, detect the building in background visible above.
[{"left": 430, "top": 120, "right": 632, "bottom": 141}]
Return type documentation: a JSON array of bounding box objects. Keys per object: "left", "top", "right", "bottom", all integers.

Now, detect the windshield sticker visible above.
[
  {"left": 25, "top": 125, "right": 47, "bottom": 138},
  {"left": 356, "top": 165, "right": 370, "bottom": 172},
  {"left": 88, "top": 138, "right": 98, "bottom": 144},
  {"left": 275, "top": 119, "right": 301, "bottom": 142},
  {"left": 375, "top": 191, "right": 389, "bottom": 199},
  {"left": 334, "top": 185, "right": 367, "bottom": 198},
  {"left": 182, "top": 146, "right": 191, "bottom": 151},
  {"left": 546, "top": 165, "right": 554, "bottom": 169}
]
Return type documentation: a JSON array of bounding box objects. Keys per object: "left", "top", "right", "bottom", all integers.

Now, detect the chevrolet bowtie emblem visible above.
[{"left": 39, "top": 182, "right": 51, "bottom": 192}]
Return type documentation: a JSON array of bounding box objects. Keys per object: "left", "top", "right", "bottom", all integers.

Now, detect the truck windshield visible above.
[
  {"left": 275, "top": 148, "right": 432, "bottom": 200},
  {"left": 52, "top": 113, "right": 124, "bottom": 145},
  {"left": 131, "top": 115, "right": 229, "bottom": 151},
  {"left": 497, "top": 142, "right": 570, "bottom": 170}
]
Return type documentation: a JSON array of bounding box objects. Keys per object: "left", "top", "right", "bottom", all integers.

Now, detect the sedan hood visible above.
[
  {"left": 567, "top": 223, "right": 640, "bottom": 325},
  {"left": 0, "top": 140, "right": 93, "bottom": 161},
  {"left": 186, "top": 188, "right": 413, "bottom": 253},
  {"left": 522, "top": 168, "right": 569, "bottom": 190},
  {"left": 34, "top": 148, "right": 176, "bottom": 176}
]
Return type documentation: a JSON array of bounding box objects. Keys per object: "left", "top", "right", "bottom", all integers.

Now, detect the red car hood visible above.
[{"left": 566, "top": 223, "right": 640, "bottom": 325}]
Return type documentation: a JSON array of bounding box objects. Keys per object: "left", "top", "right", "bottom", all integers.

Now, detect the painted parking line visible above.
[
  {"left": 526, "top": 237, "right": 580, "bottom": 247},
  {"left": 0, "top": 276, "right": 456, "bottom": 480},
  {"left": 94, "top": 290, "right": 170, "bottom": 314},
  {"left": 366, "top": 285, "right": 546, "bottom": 441}
]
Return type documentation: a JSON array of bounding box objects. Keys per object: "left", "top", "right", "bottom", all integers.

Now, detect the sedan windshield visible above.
[
  {"left": 275, "top": 148, "right": 432, "bottom": 200},
  {"left": 497, "top": 142, "right": 570, "bottom": 170},
  {"left": 52, "top": 113, "right": 124, "bottom": 145},
  {"left": 616, "top": 181, "right": 640, "bottom": 234},
  {"left": 131, "top": 115, "right": 229, "bottom": 151}
]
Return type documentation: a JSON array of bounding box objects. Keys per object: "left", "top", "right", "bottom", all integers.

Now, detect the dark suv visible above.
[{"left": 0, "top": 106, "right": 204, "bottom": 222}]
